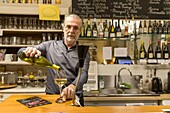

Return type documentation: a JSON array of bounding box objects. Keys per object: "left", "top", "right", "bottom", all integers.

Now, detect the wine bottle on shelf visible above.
[
  {"left": 162, "top": 21, "right": 167, "bottom": 34},
  {"left": 103, "top": 20, "right": 109, "bottom": 38},
  {"left": 158, "top": 21, "right": 163, "bottom": 34},
  {"left": 19, "top": 52, "right": 60, "bottom": 71},
  {"left": 98, "top": 19, "right": 104, "bottom": 38},
  {"left": 134, "top": 41, "right": 139, "bottom": 61},
  {"left": 92, "top": 18, "right": 98, "bottom": 38},
  {"left": 148, "top": 20, "right": 152, "bottom": 34},
  {"left": 152, "top": 20, "right": 158, "bottom": 34},
  {"left": 109, "top": 19, "right": 115, "bottom": 38},
  {"left": 139, "top": 41, "right": 147, "bottom": 59},
  {"left": 138, "top": 21, "right": 143, "bottom": 34},
  {"left": 162, "top": 41, "right": 169, "bottom": 60},
  {"left": 147, "top": 40, "right": 156, "bottom": 64},
  {"left": 155, "top": 40, "right": 162, "bottom": 59},
  {"left": 121, "top": 20, "right": 125, "bottom": 37},
  {"left": 116, "top": 19, "right": 122, "bottom": 38},
  {"left": 168, "top": 21, "right": 170, "bottom": 34},
  {"left": 143, "top": 20, "right": 147, "bottom": 34},
  {"left": 86, "top": 19, "right": 92, "bottom": 37},
  {"left": 80, "top": 21, "right": 85, "bottom": 37},
  {"left": 147, "top": 40, "right": 154, "bottom": 59},
  {"left": 124, "top": 18, "right": 129, "bottom": 37}
]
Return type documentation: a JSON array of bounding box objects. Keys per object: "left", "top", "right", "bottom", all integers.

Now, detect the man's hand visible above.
[
  {"left": 60, "top": 84, "right": 75, "bottom": 102},
  {"left": 23, "top": 47, "right": 41, "bottom": 57}
]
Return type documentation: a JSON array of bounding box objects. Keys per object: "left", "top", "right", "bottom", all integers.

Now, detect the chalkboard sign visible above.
[{"left": 72, "top": 0, "right": 170, "bottom": 19}]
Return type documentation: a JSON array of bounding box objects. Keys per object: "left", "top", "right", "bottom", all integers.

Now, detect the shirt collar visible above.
[{"left": 62, "top": 39, "right": 79, "bottom": 50}]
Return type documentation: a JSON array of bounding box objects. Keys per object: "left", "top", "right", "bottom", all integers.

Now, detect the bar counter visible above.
[{"left": 0, "top": 95, "right": 170, "bottom": 113}]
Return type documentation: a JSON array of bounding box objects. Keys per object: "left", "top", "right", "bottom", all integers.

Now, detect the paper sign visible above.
[
  {"left": 0, "top": 29, "right": 3, "bottom": 36},
  {"left": 114, "top": 48, "right": 127, "bottom": 57},
  {"left": 39, "top": 4, "right": 60, "bottom": 21},
  {"left": 103, "top": 47, "right": 112, "bottom": 60}
]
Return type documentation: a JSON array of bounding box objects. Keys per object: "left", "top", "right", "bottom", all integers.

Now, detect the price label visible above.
[{"left": 139, "top": 59, "right": 147, "bottom": 64}]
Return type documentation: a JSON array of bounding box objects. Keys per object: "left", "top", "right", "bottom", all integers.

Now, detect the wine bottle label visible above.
[
  {"left": 156, "top": 53, "right": 161, "bottom": 59},
  {"left": 148, "top": 53, "right": 154, "bottom": 58},
  {"left": 98, "top": 32, "right": 104, "bottom": 37},
  {"left": 140, "top": 52, "right": 145, "bottom": 58},
  {"left": 104, "top": 32, "right": 109, "bottom": 37},
  {"left": 148, "top": 28, "right": 152, "bottom": 34},
  {"left": 164, "top": 53, "right": 169, "bottom": 59},
  {"left": 163, "top": 28, "right": 167, "bottom": 34},
  {"left": 124, "top": 31, "right": 129, "bottom": 36},
  {"left": 143, "top": 28, "right": 147, "bottom": 33},
  {"left": 168, "top": 27, "right": 170, "bottom": 33},
  {"left": 139, "top": 28, "right": 143, "bottom": 34},
  {"left": 110, "top": 33, "right": 115, "bottom": 38},
  {"left": 87, "top": 31, "right": 92, "bottom": 37},
  {"left": 93, "top": 31, "right": 98, "bottom": 37},
  {"left": 154, "top": 29, "right": 157, "bottom": 34},
  {"left": 116, "top": 32, "right": 122, "bottom": 37}
]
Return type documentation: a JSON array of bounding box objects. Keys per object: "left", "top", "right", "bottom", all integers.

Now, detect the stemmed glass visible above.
[{"left": 54, "top": 70, "right": 67, "bottom": 103}]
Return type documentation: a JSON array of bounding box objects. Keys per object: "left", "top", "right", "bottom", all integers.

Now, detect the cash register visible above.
[
  {"left": 114, "top": 56, "right": 133, "bottom": 64},
  {"left": 114, "top": 48, "right": 133, "bottom": 64}
]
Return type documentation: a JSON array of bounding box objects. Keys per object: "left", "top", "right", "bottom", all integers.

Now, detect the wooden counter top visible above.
[
  {"left": 84, "top": 94, "right": 170, "bottom": 101},
  {"left": 0, "top": 95, "right": 170, "bottom": 113}
]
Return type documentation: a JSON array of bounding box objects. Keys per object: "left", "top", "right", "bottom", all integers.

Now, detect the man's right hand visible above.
[
  {"left": 23, "top": 47, "right": 41, "bottom": 57},
  {"left": 60, "top": 84, "right": 75, "bottom": 102}
]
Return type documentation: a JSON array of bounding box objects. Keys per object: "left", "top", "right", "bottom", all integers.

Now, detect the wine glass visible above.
[{"left": 54, "top": 70, "right": 67, "bottom": 103}]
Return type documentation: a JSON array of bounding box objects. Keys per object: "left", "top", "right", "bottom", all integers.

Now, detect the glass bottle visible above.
[
  {"left": 139, "top": 41, "right": 147, "bottom": 59},
  {"left": 155, "top": 40, "right": 162, "bottom": 59},
  {"left": 103, "top": 20, "right": 109, "bottom": 38},
  {"left": 158, "top": 20, "right": 163, "bottom": 34},
  {"left": 152, "top": 20, "right": 157, "bottom": 34},
  {"left": 19, "top": 52, "right": 60, "bottom": 71},
  {"left": 168, "top": 21, "right": 170, "bottom": 34},
  {"left": 163, "top": 41, "right": 169, "bottom": 59},
  {"left": 86, "top": 19, "right": 92, "bottom": 37},
  {"left": 92, "top": 18, "right": 98, "bottom": 38},
  {"left": 99, "top": 76, "right": 105, "bottom": 89},
  {"left": 148, "top": 20, "right": 152, "bottom": 34},
  {"left": 116, "top": 19, "right": 122, "bottom": 37},
  {"left": 147, "top": 40, "right": 154, "bottom": 59},
  {"left": 124, "top": 18, "right": 129, "bottom": 37},
  {"left": 80, "top": 21, "right": 85, "bottom": 37},
  {"left": 109, "top": 19, "right": 115, "bottom": 38},
  {"left": 98, "top": 19, "right": 104, "bottom": 38},
  {"left": 143, "top": 20, "right": 147, "bottom": 34},
  {"left": 163, "top": 21, "right": 168, "bottom": 34}
]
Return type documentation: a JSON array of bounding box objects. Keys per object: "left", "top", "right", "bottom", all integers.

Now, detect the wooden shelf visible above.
[
  {"left": 1, "top": 29, "right": 63, "bottom": 33},
  {"left": 0, "top": 3, "right": 71, "bottom": 15},
  {"left": 0, "top": 61, "right": 30, "bottom": 65},
  {"left": 0, "top": 45, "right": 34, "bottom": 47}
]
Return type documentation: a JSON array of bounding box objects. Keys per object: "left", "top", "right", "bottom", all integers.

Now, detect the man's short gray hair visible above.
[{"left": 64, "top": 14, "right": 82, "bottom": 28}]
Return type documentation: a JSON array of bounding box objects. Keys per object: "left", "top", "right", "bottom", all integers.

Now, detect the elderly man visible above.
[{"left": 17, "top": 14, "right": 90, "bottom": 106}]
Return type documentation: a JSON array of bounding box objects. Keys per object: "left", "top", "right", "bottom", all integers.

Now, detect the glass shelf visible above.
[{"left": 79, "top": 36, "right": 140, "bottom": 41}]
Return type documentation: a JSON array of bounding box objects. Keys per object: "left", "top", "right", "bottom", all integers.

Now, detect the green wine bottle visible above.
[{"left": 19, "top": 52, "right": 60, "bottom": 71}]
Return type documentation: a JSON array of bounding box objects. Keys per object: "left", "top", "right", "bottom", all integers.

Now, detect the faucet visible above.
[{"left": 117, "top": 67, "right": 133, "bottom": 89}]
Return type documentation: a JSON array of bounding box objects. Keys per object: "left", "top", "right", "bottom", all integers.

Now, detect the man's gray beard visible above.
[{"left": 66, "top": 38, "right": 75, "bottom": 46}]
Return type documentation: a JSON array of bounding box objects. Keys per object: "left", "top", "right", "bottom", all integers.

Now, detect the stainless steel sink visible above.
[
  {"left": 84, "top": 88, "right": 160, "bottom": 97},
  {"left": 101, "top": 88, "right": 160, "bottom": 97}
]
